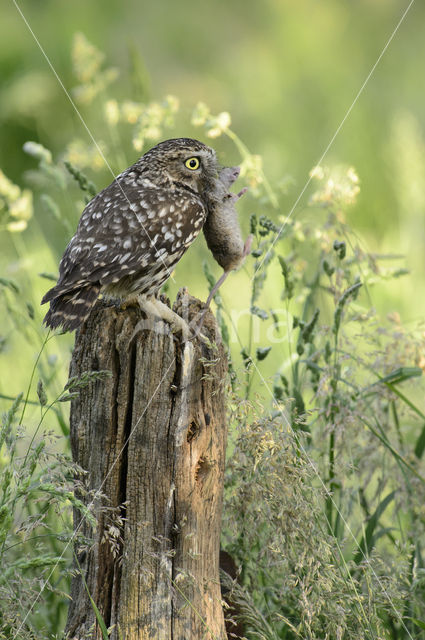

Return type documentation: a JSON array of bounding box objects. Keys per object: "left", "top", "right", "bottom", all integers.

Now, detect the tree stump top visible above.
[{"left": 66, "top": 292, "right": 228, "bottom": 640}]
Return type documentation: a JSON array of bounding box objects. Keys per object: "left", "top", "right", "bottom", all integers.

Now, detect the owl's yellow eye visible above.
[{"left": 184, "top": 157, "right": 200, "bottom": 170}]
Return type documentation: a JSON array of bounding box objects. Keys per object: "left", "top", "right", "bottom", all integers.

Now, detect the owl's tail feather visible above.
[{"left": 42, "top": 284, "right": 101, "bottom": 332}]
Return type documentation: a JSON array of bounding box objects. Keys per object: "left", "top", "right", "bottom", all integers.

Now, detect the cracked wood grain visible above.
[{"left": 65, "top": 292, "right": 227, "bottom": 640}]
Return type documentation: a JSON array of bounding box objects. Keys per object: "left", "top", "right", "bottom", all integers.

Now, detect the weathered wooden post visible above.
[{"left": 65, "top": 291, "right": 228, "bottom": 639}]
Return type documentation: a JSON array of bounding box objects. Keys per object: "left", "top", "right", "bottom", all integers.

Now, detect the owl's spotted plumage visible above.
[{"left": 42, "top": 138, "right": 220, "bottom": 331}]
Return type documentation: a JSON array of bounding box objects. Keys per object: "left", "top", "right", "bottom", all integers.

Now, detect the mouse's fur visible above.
[{"left": 203, "top": 167, "right": 246, "bottom": 272}]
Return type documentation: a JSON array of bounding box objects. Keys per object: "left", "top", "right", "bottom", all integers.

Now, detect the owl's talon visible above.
[
  {"left": 132, "top": 295, "right": 192, "bottom": 342},
  {"left": 130, "top": 316, "right": 156, "bottom": 343}
]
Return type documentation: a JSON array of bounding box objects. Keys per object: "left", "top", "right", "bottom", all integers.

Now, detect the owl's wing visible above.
[{"left": 42, "top": 183, "right": 206, "bottom": 302}]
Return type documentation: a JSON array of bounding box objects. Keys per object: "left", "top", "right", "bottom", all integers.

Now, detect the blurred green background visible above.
[
  {"left": 1, "top": 3, "right": 425, "bottom": 636},
  {"left": 1, "top": 0, "right": 424, "bottom": 398}
]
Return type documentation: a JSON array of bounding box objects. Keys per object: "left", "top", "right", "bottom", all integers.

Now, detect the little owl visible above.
[{"left": 41, "top": 137, "right": 250, "bottom": 333}]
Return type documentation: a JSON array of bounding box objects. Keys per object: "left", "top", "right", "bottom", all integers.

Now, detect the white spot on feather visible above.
[{"left": 119, "top": 252, "right": 131, "bottom": 264}]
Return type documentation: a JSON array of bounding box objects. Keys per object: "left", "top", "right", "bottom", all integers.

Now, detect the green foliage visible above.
[
  {"left": 0, "top": 32, "right": 424, "bottom": 640},
  {"left": 0, "top": 391, "right": 72, "bottom": 638},
  {"left": 63, "top": 161, "right": 97, "bottom": 200},
  {"left": 0, "top": 357, "right": 108, "bottom": 637},
  {"left": 219, "top": 164, "right": 425, "bottom": 637}
]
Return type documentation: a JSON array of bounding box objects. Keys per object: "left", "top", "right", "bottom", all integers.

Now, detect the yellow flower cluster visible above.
[
  {"left": 104, "top": 96, "right": 180, "bottom": 152},
  {"left": 191, "top": 102, "right": 231, "bottom": 138},
  {"left": 0, "top": 170, "right": 33, "bottom": 233},
  {"left": 131, "top": 96, "right": 179, "bottom": 152},
  {"left": 71, "top": 32, "right": 118, "bottom": 104},
  {"left": 309, "top": 165, "right": 360, "bottom": 209},
  {"left": 65, "top": 139, "right": 106, "bottom": 171},
  {"left": 240, "top": 153, "right": 264, "bottom": 190},
  {"left": 191, "top": 101, "right": 278, "bottom": 205}
]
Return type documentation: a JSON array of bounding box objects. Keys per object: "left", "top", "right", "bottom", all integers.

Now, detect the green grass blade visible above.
[
  {"left": 414, "top": 424, "right": 425, "bottom": 459},
  {"left": 353, "top": 490, "right": 396, "bottom": 564},
  {"left": 74, "top": 552, "right": 109, "bottom": 639}
]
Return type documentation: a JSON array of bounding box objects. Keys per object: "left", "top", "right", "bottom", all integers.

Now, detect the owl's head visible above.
[{"left": 139, "top": 138, "right": 220, "bottom": 197}]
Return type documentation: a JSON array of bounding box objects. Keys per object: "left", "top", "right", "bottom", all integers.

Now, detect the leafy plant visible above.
[{"left": 0, "top": 33, "right": 424, "bottom": 640}]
